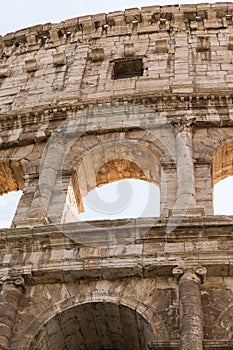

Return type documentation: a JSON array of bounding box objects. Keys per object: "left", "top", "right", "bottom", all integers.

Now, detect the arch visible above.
[
  {"left": 20, "top": 292, "right": 168, "bottom": 350},
  {"left": 62, "top": 139, "right": 161, "bottom": 221},
  {"left": 212, "top": 141, "right": 233, "bottom": 185},
  {"left": 193, "top": 127, "right": 233, "bottom": 162},
  {"left": 96, "top": 158, "right": 148, "bottom": 186},
  {"left": 62, "top": 127, "right": 175, "bottom": 174},
  {"left": 29, "top": 302, "right": 156, "bottom": 350},
  {"left": 40, "top": 103, "right": 177, "bottom": 225}
]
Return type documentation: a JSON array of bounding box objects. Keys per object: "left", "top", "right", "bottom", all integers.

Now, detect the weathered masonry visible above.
[{"left": 1, "top": 2, "right": 233, "bottom": 349}]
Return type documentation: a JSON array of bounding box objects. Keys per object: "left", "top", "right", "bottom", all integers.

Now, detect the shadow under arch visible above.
[
  {"left": 0, "top": 159, "right": 25, "bottom": 196},
  {"left": 23, "top": 295, "right": 168, "bottom": 350},
  {"left": 212, "top": 141, "right": 233, "bottom": 185}
]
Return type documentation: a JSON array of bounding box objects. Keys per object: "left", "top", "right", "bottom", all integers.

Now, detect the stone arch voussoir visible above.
[{"left": 20, "top": 290, "right": 169, "bottom": 350}]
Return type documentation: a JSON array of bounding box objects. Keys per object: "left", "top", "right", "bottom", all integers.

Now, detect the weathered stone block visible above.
[
  {"left": 1, "top": 4, "right": 233, "bottom": 349},
  {"left": 197, "top": 36, "right": 210, "bottom": 51},
  {"left": 25, "top": 58, "right": 38, "bottom": 72},
  {"left": 0, "top": 65, "right": 10, "bottom": 78},
  {"left": 90, "top": 48, "right": 105, "bottom": 62},
  {"left": 124, "top": 43, "right": 134, "bottom": 57},
  {"left": 155, "top": 39, "right": 168, "bottom": 54},
  {"left": 52, "top": 52, "right": 66, "bottom": 66},
  {"left": 49, "top": 29, "right": 59, "bottom": 42},
  {"left": 228, "top": 36, "right": 233, "bottom": 50},
  {"left": 27, "top": 33, "right": 37, "bottom": 46}
]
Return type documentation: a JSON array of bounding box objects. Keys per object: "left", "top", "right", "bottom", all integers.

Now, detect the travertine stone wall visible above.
[
  {"left": 0, "top": 219, "right": 233, "bottom": 349},
  {"left": 1, "top": 3, "right": 233, "bottom": 223},
  {"left": 1, "top": 2, "right": 233, "bottom": 111},
  {"left": 1, "top": 3, "right": 233, "bottom": 350},
  {"left": 1, "top": 3, "right": 233, "bottom": 111}
]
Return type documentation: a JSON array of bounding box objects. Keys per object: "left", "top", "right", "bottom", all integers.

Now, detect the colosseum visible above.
[{"left": 0, "top": 2, "right": 233, "bottom": 349}]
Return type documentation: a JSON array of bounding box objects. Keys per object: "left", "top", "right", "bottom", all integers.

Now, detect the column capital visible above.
[
  {"left": 0, "top": 275, "right": 26, "bottom": 293},
  {"left": 172, "top": 265, "right": 207, "bottom": 284},
  {"left": 171, "top": 117, "right": 196, "bottom": 133}
]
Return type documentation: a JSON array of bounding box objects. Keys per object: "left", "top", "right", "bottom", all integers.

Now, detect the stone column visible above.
[
  {"left": 172, "top": 117, "right": 196, "bottom": 209},
  {"left": 27, "top": 131, "right": 66, "bottom": 224},
  {"left": 173, "top": 266, "right": 207, "bottom": 350},
  {"left": 0, "top": 276, "right": 25, "bottom": 350}
]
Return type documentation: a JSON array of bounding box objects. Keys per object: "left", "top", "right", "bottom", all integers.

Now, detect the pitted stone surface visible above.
[{"left": 1, "top": 3, "right": 233, "bottom": 350}]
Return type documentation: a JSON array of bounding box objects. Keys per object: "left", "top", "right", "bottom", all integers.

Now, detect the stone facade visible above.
[{"left": 1, "top": 2, "right": 233, "bottom": 349}]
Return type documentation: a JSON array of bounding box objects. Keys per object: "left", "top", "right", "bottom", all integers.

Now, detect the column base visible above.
[
  {"left": 13, "top": 217, "right": 49, "bottom": 228},
  {"left": 168, "top": 207, "right": 205, "bottom": 217}
]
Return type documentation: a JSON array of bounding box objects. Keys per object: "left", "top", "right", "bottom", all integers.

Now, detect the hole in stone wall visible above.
[
  {"left": 0, "top": 190, "right": 23, "bottom": 228},
  {"left": 112, "top": 58, "right": 143, "bottom": 79}
]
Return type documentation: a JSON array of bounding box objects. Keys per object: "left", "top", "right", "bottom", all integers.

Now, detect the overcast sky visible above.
[{"left": 0, "top": 0, "right": 230, "bottom": 35}]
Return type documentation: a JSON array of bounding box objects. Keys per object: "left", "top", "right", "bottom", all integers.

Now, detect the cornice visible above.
[
  {"left": 0, "top": 217, "right": 233, "bottom": 284},
  {"left": 0, "top": 216, "right": 233, "bottom": 284},
  {"left": 1, "top": 215, "right": 233, "bottom": 245},
  {"left": 1, "top": 93, "right": 233, "bottom": 134},
  {"left": 1, "top": 3, "right": 233, "bottom": 55}
]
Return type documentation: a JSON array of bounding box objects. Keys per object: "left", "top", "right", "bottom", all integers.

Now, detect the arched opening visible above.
[
  {"left": 0, "top": 190, "right": 23, "bottom": 228},
  {"left": 213, "top": 142, "right": 233, "bottom": 215},
  {"left": 29, "top": 302, "right": 156, "bottom": 350},
  {"left": 0, "top": 160, "right": 25, "bottom": 227},
  {"left": 79, "top": 179, "right": 160, "bottom": 221},
  {"left": 213, "top": 177, "right": 233, "bottom": 215},
  {"left": 62, "top": 155, "right": 160, "bottom": 223}
]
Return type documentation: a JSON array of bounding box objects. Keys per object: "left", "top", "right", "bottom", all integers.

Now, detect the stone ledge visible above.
[
  {"left": 0, "top": 217, "right": 233, "bottom": 286},
  {"left": 1, "top": 3, "right": 233, "bottom": 52},
  {"left": 0, "top": 93, "right": 233, "bottom": 134},
  {"left": 149, "top": 340, "right": 233, "bottom": 349},
  {"left": 2, "top": 215, "right": 233, "bottom": 241}
]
